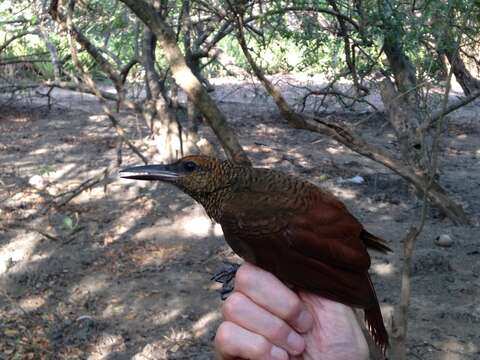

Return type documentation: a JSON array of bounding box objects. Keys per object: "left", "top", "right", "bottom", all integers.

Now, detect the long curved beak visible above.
[{"left": 119, "top": 164, "right": 179, "bottom": 181}]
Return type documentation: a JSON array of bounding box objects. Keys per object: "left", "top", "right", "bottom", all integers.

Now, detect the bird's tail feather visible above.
[
  {"left": 364, "top": 275, "right": 389, "bottom": 354},
  {"left": 361, "top": 230, "right": 392, "bottom": 253},
  {"left": 365, "top": 305, "right": 389, "bottom": 355}
]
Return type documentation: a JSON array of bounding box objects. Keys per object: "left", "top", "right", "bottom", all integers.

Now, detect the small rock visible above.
[
  {"left": 337, "top": 175, "right": 365, "bottom": 184},
  {"left": 435, "top": 234, "right": 454, "bottom": 248},
  {"left": 28, "top": 175, "right": 45, "bottom": 190}
]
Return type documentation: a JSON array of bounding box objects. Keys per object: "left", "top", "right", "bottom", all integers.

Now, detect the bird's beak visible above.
[{"left": 119, "top": 164, "right": 179, "bottom": 181}]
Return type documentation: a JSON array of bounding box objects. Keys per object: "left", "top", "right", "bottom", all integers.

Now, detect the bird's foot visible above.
[{"left": 211, "top": 262, "right": 240, "bottom": 300}]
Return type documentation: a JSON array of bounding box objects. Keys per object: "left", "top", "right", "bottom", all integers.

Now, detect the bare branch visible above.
[
  {"left": 57, "top": 0, "right": 148, "bottom": 165},
  {"left": 391, "top": 61, "right": 455, "bottom": 360},
  {"left": 120, "top": 58, "right": 140, "bottom": 84},
  {"left": 426, "top": 89, "right": 480, "bottom": 130},
  {"left": 0, "top": 18, "right": 30, "bottom": 25},
  {"left": 53, "top": 165, "right": 113, "bottom": 207},
  {"left": 302, "top": 88, "right": 379, "bottom": 112}
]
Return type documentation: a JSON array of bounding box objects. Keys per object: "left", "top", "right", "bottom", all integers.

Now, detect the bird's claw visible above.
[{"left": 211, "top": 262, "right": 240, "bottom": 300}]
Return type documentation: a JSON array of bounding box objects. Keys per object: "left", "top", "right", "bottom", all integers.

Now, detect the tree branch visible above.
[
  {"left": 245, "top": 6, "right": 360, "bottom": 31},
  {"left": 0, "top": 31, "right": 38, "bottom": 54},
  {"left": 118, "top": 0, "right": 251, "bottom": 166},
  {"left": 426, "top": 89, "right": 480, "bottom": 130},
  {"left": 233, "top": 9, "right": 469, "bottom": 225}
]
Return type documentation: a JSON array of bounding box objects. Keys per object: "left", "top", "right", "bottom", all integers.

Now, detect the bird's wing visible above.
[
  {"left": 286, "top": 191, "right": 371, "bottom": 271},
  {"left": 219, "top": 191, "right": 292, "bottom": 235},
  {"left": 220, "top": 190, "right": 371, "bottom": 272},
  {"left": 218, "top": 191, "right": 293, "bottom": 265},
  {"left": 219, "top": 191, "right": 376, "bottom": 307}
]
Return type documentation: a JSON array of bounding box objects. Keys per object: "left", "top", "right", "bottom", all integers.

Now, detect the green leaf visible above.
[{"left": 63, "top": 216, "right": 73, "bottom": 230}]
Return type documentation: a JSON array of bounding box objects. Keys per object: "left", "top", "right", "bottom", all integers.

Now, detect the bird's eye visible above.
[{"left": 183, "top": 161, "right": 197, "bottom": 172}]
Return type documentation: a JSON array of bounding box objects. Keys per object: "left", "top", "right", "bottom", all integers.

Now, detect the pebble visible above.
[
  {"left": 435, "top": 234, "right": 454, "bottom": 248},
  {"left": 28, "top": 175, "right": 45, "bottom": 190}
]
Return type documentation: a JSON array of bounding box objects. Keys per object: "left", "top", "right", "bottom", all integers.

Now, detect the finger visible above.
[
  {"left": 234, "top": 263, "right": 314, "bottom": 333},
  {"left": 223, "top": 292, "right": 305, "bottom": 355},
  {"left": 215, "top": 321, "right": 288, "bottom": 360}
]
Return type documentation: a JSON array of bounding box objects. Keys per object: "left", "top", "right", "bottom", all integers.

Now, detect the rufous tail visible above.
[
  {"left": 365, "top": 304, "right": 389, "bottom": 354},
  {"left": 364, "top": 274, "right": 389, "bottom": 354}
]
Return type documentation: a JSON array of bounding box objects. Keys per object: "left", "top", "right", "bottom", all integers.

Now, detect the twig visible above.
[
  {"left": 53, "top": 165, "right": 113, "bottom": 207},
  {"left": 244, "top": 6, "right": 361, "bottom": 31},
  {"left": 0, "top": 224, "right": 61, "bottom": 242},
  {"left": 0, "top": 58, "right": 50, "bottom": 65},
  {"left": 301, "top": 88, "right": 379, "bottom": 112},
  {"left": 425, "top": 89, "right": 480, "bottom": 131}
]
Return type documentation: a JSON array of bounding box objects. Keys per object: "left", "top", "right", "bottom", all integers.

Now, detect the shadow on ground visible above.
[{"left": 1, "top": 85, "right": 479, "bottom": 359}]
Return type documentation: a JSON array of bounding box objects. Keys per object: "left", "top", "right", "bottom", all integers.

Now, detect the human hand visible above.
[{"left": 214, "top": 262, "right": 369, "bottom": 360}]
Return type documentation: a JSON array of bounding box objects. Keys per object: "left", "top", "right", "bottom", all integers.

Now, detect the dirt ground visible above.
[{"left": 0, "top": 79, "right": 479, "bottom": 359}]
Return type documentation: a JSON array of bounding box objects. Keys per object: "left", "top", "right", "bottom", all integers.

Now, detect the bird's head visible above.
[{"left": 120, "top": 155, "right": 234, "bottom": 195}]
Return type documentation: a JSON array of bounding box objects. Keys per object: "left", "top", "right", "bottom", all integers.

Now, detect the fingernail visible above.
[
  {"left": 271, "top": 345, "right": 288, "bottom": 360},
  {"left": 287, "top": 331, "right": 305, "bottom": 353},
  {"left": 296, "top": 309, "right": 314, "bottom": 332}
]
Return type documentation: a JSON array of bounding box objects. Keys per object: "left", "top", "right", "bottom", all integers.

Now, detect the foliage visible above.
[{"left": 1, "top": 0, "right": 479, "bottom": 89}]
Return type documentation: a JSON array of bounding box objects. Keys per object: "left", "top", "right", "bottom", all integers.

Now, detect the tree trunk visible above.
[
  {"left": 37, "top": 27, "right": 61, "bottom": 81},
  {"left": 379, "top": 79, "right": 426, "bottom": 169},
  {"left": 432, "top": 2, "right": 480, "bottom": 96},
  {"left": 182, "top": 0, "right": 203, "bottom": 139},
  {"left": 142, "top": 26, "right": 183, "bottom": 162},
  {"left": 444, "top": 47, "right": 480, "bottom": 96}
]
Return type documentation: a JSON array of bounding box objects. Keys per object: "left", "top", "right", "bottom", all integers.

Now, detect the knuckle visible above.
[
  {"left": 222, "top": 292, "right": 246, "bottom": 319},
  {"left": 266, "top": 319, "right": 289, "bottom": 343},
  {"left": 252, "top": 336, "right": 271, "bottom": 358},
  {"left": 214, "top": 322, "right": 233, "bottom": 348},
  {"left": 234, "top": 264, "right": 253, "bottom": 291},
  {"left": 283, "top": 296, "right": 302, "bottom": 320}
]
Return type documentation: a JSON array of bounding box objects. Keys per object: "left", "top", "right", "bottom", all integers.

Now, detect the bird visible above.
[{"left": 120, "top": 155, "right": 391, "bottom": 352}]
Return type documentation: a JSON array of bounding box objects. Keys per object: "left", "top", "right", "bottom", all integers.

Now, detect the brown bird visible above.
[{"left": 120, "top": 155, "right": 391, "bottom": 352}]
